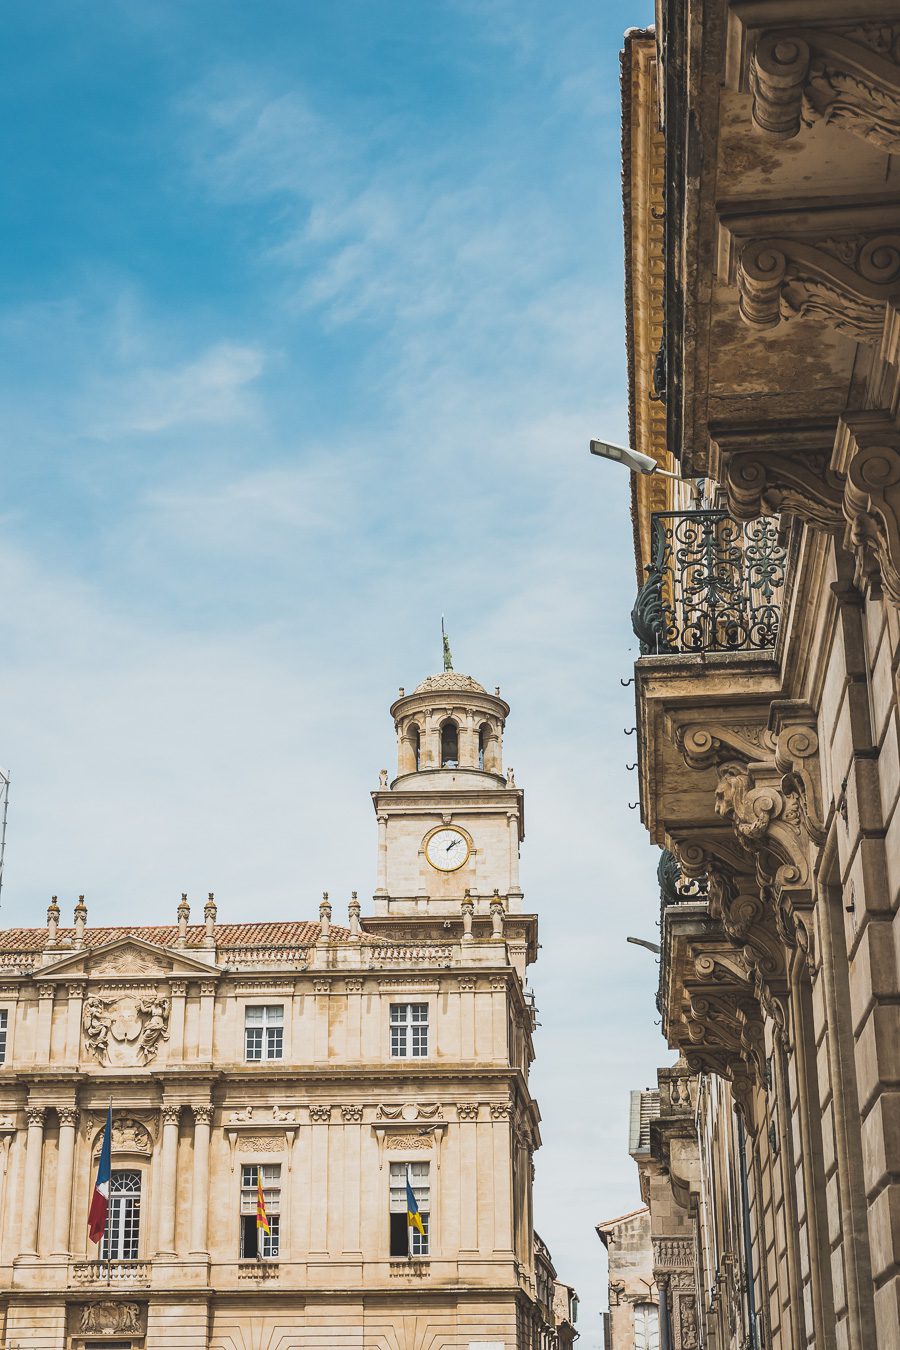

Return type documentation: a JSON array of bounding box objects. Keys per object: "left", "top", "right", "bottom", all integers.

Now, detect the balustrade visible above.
[{"left": 632, "top": 510, "right": 786, "bottom": 654}]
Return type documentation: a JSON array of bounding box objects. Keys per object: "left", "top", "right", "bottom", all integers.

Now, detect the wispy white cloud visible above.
[{"left": 87, "top": 340, "right": 265, "bottom": 436}]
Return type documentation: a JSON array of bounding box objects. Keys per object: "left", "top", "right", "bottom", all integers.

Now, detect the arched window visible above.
[
  {"left": 633, "top": 1301, "right": 660, "bottom": 1350},
  {"left": 440, "top": 719, "right": 458, "bottom": 768},
  {"left": 410, "top": 723, "right": 420, "bottom": 771}
]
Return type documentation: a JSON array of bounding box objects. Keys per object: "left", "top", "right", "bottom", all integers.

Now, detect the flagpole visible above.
[{"left": 105, "top": 1100, "right": 112, "bottom": 1286}]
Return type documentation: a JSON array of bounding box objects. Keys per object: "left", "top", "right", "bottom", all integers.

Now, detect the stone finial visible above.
[
  {"left": 73, "top": 896, "right": 87, "bottom": 948},
  {"left": 398, "top": 687, "right": 405, "bottom": 696},
  {"left": 490, "top": 889, "right": 505, "bottom": 941},
  {"left": 319, "top": 892, "right": 332, "bottom": 941},
  {"left": 204, "top": 893, "right": 217, "bottom": 946},
  {"left": 46, "top": 897, "right": 60, "bottom": 946},
  {"left": 348, "top": 891, "right": 361, "bottom": 939},
  {"left": 461, "top": 892, "right": 475, "bottom": 942},
  {"left": 379, "top": 768, "right": 388, "bottom": 788},
  {"left": 506, "top": 766, "right": 515, "bottom": 786},
  {"left": 495, "top": 686, "right": 500, "bottom": 696},
  {"left": 177, "top": 893, "right": 190, "bottom": 945}
]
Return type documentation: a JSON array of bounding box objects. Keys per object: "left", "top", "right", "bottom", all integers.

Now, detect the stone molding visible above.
[{"left": 749, "top": 24, "right": 900, "bottom": 152}]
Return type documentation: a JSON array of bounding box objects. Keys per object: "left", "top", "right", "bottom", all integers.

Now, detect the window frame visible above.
[
  {"left": 389, "top": 1160, "right": 431, "bottom": 1257},
  {"left": 243, "top": 1003, "right": 285, "bottom": 1063},
  {"left": 389, "top": 1001, "right": 429, "bottom": 1060},
  {"left": 239, "top": 1161, "right": 282, "bottom": 1260},
  {"left": 100, "top": 1168, "right": 143, "bottom": 1262},
  {"left": 0, "top": 1007, "right": 9, "bottom": 1064}
]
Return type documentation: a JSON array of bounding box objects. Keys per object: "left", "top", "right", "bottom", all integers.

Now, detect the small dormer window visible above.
[{"left": 440, "top": 719, "right": 458, "bottom": 768}]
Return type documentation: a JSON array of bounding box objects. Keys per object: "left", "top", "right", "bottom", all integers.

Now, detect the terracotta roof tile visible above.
[{"left": 0, "top": 920, "right": 383, "bottom": 952}]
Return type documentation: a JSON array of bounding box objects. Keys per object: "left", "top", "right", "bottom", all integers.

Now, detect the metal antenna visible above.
[{"left": 0, "top": 770, "right": 9, "bottom": 907}]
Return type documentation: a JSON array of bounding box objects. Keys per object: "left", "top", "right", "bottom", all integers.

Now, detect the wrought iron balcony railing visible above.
[{"left": 632, "top": 510, "right": 786, "bottom": 654}]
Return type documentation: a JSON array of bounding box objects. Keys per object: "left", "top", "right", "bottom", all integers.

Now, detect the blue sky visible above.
[{"left": 2, "top": 2, "right": 658, "bottom": 1342}]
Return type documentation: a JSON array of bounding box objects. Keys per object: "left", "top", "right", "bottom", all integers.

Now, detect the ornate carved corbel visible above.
[
  {"left": 737, "top": 233, "right": 900, "bottom": 341},
  {"left": 834, "top": 413, "right": 900, "bottom": 604},
  {"left": 750, "top": 25, "right": 900, "bottom": 152},
  {"left": 722, "top": 449, "right": 844, "bottom": 530},
  {"left": 676, "top": 721, "right": 774, "bottom": 771},
  {"left": 714, "top": 761, "right": 813, "bottom": 901}
]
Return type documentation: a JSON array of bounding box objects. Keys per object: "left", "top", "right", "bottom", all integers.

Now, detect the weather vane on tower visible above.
[{"left": 441, "top": 616, "right": 453, "bottom": 672}]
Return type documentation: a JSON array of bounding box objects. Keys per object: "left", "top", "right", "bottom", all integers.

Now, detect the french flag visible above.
[{"left": 88, "top": 1104, "right": 112, "bottom": 1245}]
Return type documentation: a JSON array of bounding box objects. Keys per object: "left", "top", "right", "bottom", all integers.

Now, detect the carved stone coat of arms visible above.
[{"left": 83, "top": 987, "right": 170, "bottom": 1066}]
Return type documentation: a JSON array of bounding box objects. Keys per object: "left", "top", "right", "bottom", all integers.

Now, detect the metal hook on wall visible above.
[
  {"left": 628, "top": 801, "right": 640, "bottom": 810},
  {"left": 624, "top": 727, "right": 636, "bottom": 736},
  {"left": 626, "top": 763, "right": 637, "bottom": 771},
  {"left": 620, "top": 677, "right": 634, "bottom": 687}
]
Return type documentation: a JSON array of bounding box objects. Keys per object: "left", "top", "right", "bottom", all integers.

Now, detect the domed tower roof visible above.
[{"left": 412, "top": 671, "right": 487, "bottom": 696}]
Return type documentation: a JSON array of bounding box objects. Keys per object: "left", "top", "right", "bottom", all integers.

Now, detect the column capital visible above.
[
  {"left": 57, "top": 1107, "right": 79, "bottom": 1129},
  {"left": 161, "top": 1103, "right": 181, "bottom": 1127},
  {"left": 191, "top": 1104, "right": 214, "bottom": 1126},
  {"left": 169, "top": 979, "right": 187, "bottom": 997},
  {"left": 199, "top": 980, "right": 217, "bottom": 997},
  {"left": 25, "top": 1106, "right": 45, "bottom": 1128},
  {"left": 37, "top": 983, "right": 55, "bottom": 1001}
]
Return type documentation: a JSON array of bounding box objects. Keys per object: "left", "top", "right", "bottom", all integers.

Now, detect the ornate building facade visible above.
[
  {"left": 0, "top": 670, "right": 571, "bottom": 1350},
  {"left": 619, "top": 9, "right": 900, "bottom": 1349}
]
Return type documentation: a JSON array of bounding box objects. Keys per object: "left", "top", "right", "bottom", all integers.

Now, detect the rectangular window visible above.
[
  {"left": 240, "top": 1163, "right": 281, "bottom": 1259},
  {"left": 389, "top": 1161, "right": 430, "bottom": 1256},
  {"left": 244, "top": 1005, "right": 284, "bottom": 1061},
  {"left": 390, "top": 1003, "right": 428, "bottom": 1059},
  {"left": 101, "top": 1169, "right": 141, "bottom": 1261},
  {"left": 0, "top": 1008, "right": 9, "bottom": 1063}
]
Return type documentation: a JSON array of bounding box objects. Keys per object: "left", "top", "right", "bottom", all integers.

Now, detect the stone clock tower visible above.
[{"left": 368, "top": 666, "right": 534, "bottom": 963}]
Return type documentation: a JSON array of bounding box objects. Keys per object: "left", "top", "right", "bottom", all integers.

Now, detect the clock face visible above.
[{"left": 425, "top": 827, "right": 470, "bottom": 872}]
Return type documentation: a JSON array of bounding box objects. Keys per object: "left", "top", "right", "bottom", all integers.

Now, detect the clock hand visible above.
[{"left": 446, "top": 839, "right": 461, "bottom": 852}]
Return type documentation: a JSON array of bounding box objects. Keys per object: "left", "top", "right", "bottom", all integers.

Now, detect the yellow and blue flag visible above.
[{"left": 406, "top": 1170, "right": 425, "bottom": 1237}]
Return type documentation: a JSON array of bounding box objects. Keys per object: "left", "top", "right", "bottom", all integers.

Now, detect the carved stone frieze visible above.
[
  {"left": 737, "top": 232, "right": 900, "bottom": 342},
  {"left": 749, "top": 25, "right": 900, "bottom": 152},
  {"left": 834, "top": 414, "right": 900, "bottom": 604},
  {"left": 722, "top": 449, "right": 844, "bottom": 530}
]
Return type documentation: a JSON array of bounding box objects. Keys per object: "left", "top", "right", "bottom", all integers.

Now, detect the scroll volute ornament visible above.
[
  {"left": 722, "top": 450, "right": 844, "bottom": 531},
  {"left": 737, "top": 232, "right": 900, "bottom": 342},
  {"left": 749, "top": 25, "right": 900, "bottom": 152},
  {"left": 834, "top": 413, "right": 900, "bottom": 605}
]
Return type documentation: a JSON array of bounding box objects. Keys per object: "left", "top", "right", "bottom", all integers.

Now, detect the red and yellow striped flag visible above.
[{"left": 256, "top": 1174, "right": 270, "bottom": 1236}]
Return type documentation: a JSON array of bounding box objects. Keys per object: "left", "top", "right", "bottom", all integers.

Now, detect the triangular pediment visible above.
[{"left": 37, "top": 935, "right": 218, "bottom": 981}]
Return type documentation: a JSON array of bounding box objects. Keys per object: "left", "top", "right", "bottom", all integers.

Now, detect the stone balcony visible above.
[{"left": 70, "top": 1258, "right": 151, "bottom": 1286}]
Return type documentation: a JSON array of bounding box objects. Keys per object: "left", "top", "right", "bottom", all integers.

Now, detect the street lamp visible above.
[{"left": 589, "top": 438, "right": 680, "bottom": 479}]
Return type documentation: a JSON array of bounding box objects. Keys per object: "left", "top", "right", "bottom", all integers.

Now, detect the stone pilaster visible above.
[
  {"left": 51, "top": 1106, "right": 78, "bottom": 1255},
  {"left": 155, "top": 1103, "right": 181, "bottom": 1257},
  {"left": 18, "top": 1105, "right": 45, "bottom": 1258}
]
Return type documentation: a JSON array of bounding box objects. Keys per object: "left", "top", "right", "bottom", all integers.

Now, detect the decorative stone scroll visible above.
[
  {"left": 722, "top": 450, "right": 844, "bottom": 530},
  {"left": 737, "top": 232, "right": 900, "bottom": 342},
  {"left": 749, "top": 24, "right": 900, "bottom": 152},
  {"left": 834, "top": 413, "right": 900, "bottom": 604}
]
